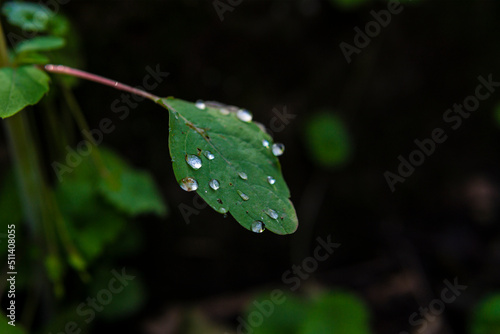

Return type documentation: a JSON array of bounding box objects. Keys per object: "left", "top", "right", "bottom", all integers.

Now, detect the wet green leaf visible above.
[
  {"left": 161, "top": 98, "right": 298, "bottom": 235},
  {"left": 0, "top": 66, "right": 50, "bottom": 118}
]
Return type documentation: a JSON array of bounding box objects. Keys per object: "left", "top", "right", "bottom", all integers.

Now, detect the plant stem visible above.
[
  {"left": 57, "top": 79, "right": 110, "bottom": 179},
  {"left": 0, "top": 17, "right": 62, "bottom": 329},
  {"left": 44, "top": 64, "right": 161, "bottom": 102},
  {"left": 0, "top": 21, "right": 9, "bottom": 66}
]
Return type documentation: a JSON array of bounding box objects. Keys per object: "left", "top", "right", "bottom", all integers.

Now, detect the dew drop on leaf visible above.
[
  {"left": 267, "top": 176, "right": 276, "bottom": 185},
  {"left": 236, "top": 109, "right": 252, "bottom": 122},
  {"left": 180, "top": 177, "right": 198, "bottom": 192},
  {"left": 255, "top": 122, "right": 267, "bottom": 133},
  {"left": 262, "top": 139, "right": 270, "bottom": 149},
  {"left": 186, "top": 154, "right": 202, "bottom": 169},
  {"left": 209, "top": 179, "right": 220, "bottom": 190},
  {"left": 204, "top": 150, "right": 215, "bottom": 160},
  {"left": 237, "top": 190, "right": 249, "bottom": 201},
  {"left": 251, "top": 221, "right": 265, "bottom": 233},
  {"left": 238, "top": 172, "right": 248, "bottom": 180},
  {"left": 265, "top": 208, "right": 279, "bottom": 220},
  {"left": 219, "top": 108, "right": 230, "bottom": 115},
  {"left": 195, "top": 100, "right": 206, "bottom": 110},
  {"left": 272, "top": 143, "right": 285, "bottom": 156}
]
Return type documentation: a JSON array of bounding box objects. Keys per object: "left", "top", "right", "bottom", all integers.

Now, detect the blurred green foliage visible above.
[
  {"left": 0, "top": 312, "right": 26, "bottom": 334},
  {"left": 303, "top": 112, "right": 352, "bottom": 168},
  {"left": 470, "top": 293, "right": 500, "bottom": 334},
  {"left": 246, "top": 290, "right": 372, "bottom": 334}
]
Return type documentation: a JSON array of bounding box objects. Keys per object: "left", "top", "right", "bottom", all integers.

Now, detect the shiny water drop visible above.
[
  {"left": 265, "top": 208, "right": 279, "bottom": 220},
  {"left": 238, "top": 172, "right": 248, "bottom": 180},
  {"left": 272, "top": 143, "right": 285, "bottom": 156},
  {"left": 195, "top": 100, "right": 206, "bottom": 110},
  {"left": 251, "top": 221, "right": 265, "bottom": 233},
  {"left": 179, "top": 177, "right": 198, "bottom": 192},
  {"left": 262, "top": 139, "right": 270, "bottom": 149},
  {"left": 220, "top": 207, "right": 228, "bottom": 214},
  {"left": 236, "top": 109, "right": 253, "bottom": 122},
  {"left": 209, "top": 179, "right": 220, "bottom": 190},
  {"left": 204, "top": 150, "right": 215, "bottom": 160},
  {"left": 237, "top": 190, "right": 249, "bottom": 201},
  {"left": 267, "top": 176, "right": 276, "bottom": 185},
  {"left": 219, "top": 108, "right": 230, "bottom": 115},
  {"left": 255, "top": 122, "right": 267, "bottom": 133},
  {"left": 186, "top": 155, "right": 202, "bottom": 169}
]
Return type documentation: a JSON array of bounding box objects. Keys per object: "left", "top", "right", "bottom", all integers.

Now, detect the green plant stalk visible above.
[
  {"left": 57, "top": 78, "right": 111, "bottom": 180},
  {"left": 0, "top": 20, "right": 41, "bottom": 232},
  {"left": 1, "top": 18, "right": 64, "bottom": 327},
  {"left": 0, "top": 19, "right": 8, "bottom": 66}
]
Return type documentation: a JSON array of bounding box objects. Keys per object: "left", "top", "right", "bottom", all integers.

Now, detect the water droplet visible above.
[
  {"left": 262, "top": 139, "right": 270, "bottom": 149},
  {"left": 236, "top": 109, "right": 253, "bottom": 122},
  {"left": 220, "top": 207, "right": 228, "bottom": 213},
  {"left": 255, "top": 122, "right": 266, "bottom": 132},
  {"left": 186, "top": 155, "right": 202, "bottom": 169},
  {"left": 267, "top": 176, "right": 276, "bottom": 185},
  {"left": 204, "top": 150, "right": 215, "bottom": 160},
  {"left": 219, "top": 108, "right": 230, "bottom": 115},
  {"left": 272, "top": 143, "right": 285, "bottom": 156},
  {"left": 237, "top": 190, "right": 249, "bottom": 201},
  {"left": 179, "top": 177, "right": 198, "bottom": 192},
  {"left": 251, "top": 221, "right": 265, "bottom": 233},
  {"left": 265, "top": 208, "right": 279, "bottom": 220},
  {"left": 195, "top": 100, "right": 206, "bottom": 110},
  {"left": 209, "top": 179, "right": 220, "bottom": 190},
  {"left": 238, "top": 172, "right": 248, "bottom": 180}
]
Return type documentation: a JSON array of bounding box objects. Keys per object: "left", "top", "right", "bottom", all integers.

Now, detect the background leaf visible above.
[
  {"left": 299, "top": 291, "right": 371, "bottom": 334},
  {"left": 2, "top": 2, "right": 52, "bottom": 32},
  {"left": 14, "top": 35, "right": 65, "bottom": 54},
  {"left": 55, "top": 147, "right": 167, "bottom": 262},
  {"left": 470, "top": 293, "right": 500, "bottom": 334},
  {"left": 97, "top": 148, "right": 168, "bottom": 217},
  {"left": 248, "top": 293, "right": 306, "bottom": 334},
  {"left": 304, "top": 112, "right": 352, "bottom": 168},
  {"left": 0, "top": 313, "right": 27, "bottom": 334},
  {"left": 0, "top": 65, "right": 50, "bottom": 118},
  {"left": 162, "top": 98, "right": 298, "bottom": 235}
]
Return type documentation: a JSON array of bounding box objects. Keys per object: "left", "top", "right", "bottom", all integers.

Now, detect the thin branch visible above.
[{"left": 44, "top": 64, "right": 161, "bottom": 102}]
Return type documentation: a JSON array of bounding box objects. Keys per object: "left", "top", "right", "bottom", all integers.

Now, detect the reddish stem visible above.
[{"left": 44, "top": 64, "right": 161, "bottom": 102}]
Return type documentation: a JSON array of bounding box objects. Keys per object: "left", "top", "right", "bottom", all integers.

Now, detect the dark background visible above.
[{"left": 2, "top": 0, "right": 500, "bottom": 333}]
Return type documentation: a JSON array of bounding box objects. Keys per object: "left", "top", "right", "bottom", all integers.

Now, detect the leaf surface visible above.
[
  {"left": 0, "top": 66, "right": 50, "bottom": 118},
  {"left": 14, "top": 36, "right": 65, "bottom": 54},
  {"left": 161, "top": 98, "right": 298, "bottom": 235}
]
